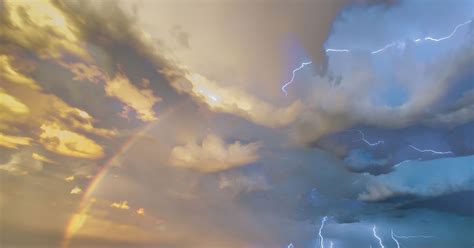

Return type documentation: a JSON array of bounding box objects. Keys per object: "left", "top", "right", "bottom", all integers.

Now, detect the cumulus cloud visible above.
[{"left": 169, "top": 134, "right": 261, "bottom": 173}]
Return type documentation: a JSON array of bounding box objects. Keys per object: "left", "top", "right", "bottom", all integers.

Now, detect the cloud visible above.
[
  {"left": 70, "top": 186, "right": 83, "bottom": 195},
  {"left": 65, "top": 176, "right": 75, "bottom": 182},
  {"left": 290, "top": 5, "right": 474, "bottom": 145},
  {"left": 358, "top": 155, "right": 474, "bottom": 202},
  {"left": 169, "top": 134, "right": 260, "bottom": 173},
  {"left": 31, "top": 152, "right": 56, "bottom": 164},
  {"left": 0, "top": 151, "right": 43, "bottom": 175},
  {"left": 110, "top": 201, "right": 130, "bottom": 210},
  {"left": 0, "top": 87, "right": 29, "bottom": 115},
  {"left": 1, "top": 0, "right": 91, "bottom": 61},
  {"left": 218, "top": 173, "right": 271, "bottom": 194},
  {"left": 105, "top": 71, "right": 161, "bottom": 122},
  {"left": 0, "top": 55, "right": 38, "bottom": 89},
  {"left": 171, "top": 71, "right": 303, "bottom": 128},
  {"left": 0, "top": 133, "right": 31, "bottom": 149},
  {"left": 39, "top": 123, "right": 104, "bottom": 159},
  {"left": 136, "top": 208, "right": 145, "bottom": 216}
]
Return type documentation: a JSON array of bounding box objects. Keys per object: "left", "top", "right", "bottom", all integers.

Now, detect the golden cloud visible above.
[
  {"left": 1, "top": 0, "right": 90, "bottom": 61},
  {"left": 105, "top": 71, "right": 161, "bottom": 122},
  {"left": 39, "top": 123, "right": 104, "bottom": 159},
  {"left": 0, "top": 133, "right": 31, "bottom": 149},
  {"left": 0, "top": 88, "right": 29, "bottom": 115},
  {"left": 172, "top": 72, "right": 302, "bottom": 128},
  {"left": 110, "top": 201, "right": 130, "bottom": 210},
  {"left": 32, "top": 152, "right": 56, "bottom": 164},
  {"left": 0, "top": 55, "right": 39, "bottom": 89},
  {"left": 169, "top": 134, "right": 261, "bottom": 173},
  {"left": 65, "top": 175, "right": 75, "bottom": 182},
  {"left": 70, "top": 186, "right": 83, "bottom": 195}
]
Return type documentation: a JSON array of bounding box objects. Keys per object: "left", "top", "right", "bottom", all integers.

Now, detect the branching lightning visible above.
[
  {"left": 408, "top": 145, "right": 453, "bottom": 155},
  {"left": 319, "top": 216, "right": 328, "bottom": 248},
  {"left": 326, "top": 19, "right": 472, "bottom": 55},
  {"left": 356, "top": 130, "right": 384, "bottom": 147},
  {"left": 282, "top": 19, "right": 472, "bottom": 95},
  {"left": 416, "top": 20, "right": 472, "bottom": 42},
  {"left": 372, "top": 225, "right": 385, "bottom": 248},
  {"left": 391, "top": 230, "right": 400, "bottom": 248},
  {"left": 281, "top": 61, "right": 312, "bottom": 96},
  {"left": 393, "top": 234, "right": 435, "bottom": 239}
]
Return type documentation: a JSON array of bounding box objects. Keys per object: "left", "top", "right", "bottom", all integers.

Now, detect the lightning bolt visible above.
[
  {"left": 319, "top": 216, "right": 328, "bottom": 248},
  {"left": 281, "top": 61, "right": 312, "bottom": 96},
  {"left": 393, "top": 234, "right": 435, "bottom": 239},
  {"left": 283, "top": 19, "right": 472, "bottom": 95},
  {"left": 356, "top": 130, "right": 384, "bottom": 146},
  {"left": 408, "top": 145, "right": 453, "bottom": 155},
  {"left": 372, "top": 225, "right": 385, "bottom": 248},
  {"left": 326, "top": 19, "right": 472, "bottom": 55},
  {"left": 391, "top": 230, "right": 400, "bottom": 248},
  {"left": 416, "top": 20, "right": 472, "bottom": 42}
]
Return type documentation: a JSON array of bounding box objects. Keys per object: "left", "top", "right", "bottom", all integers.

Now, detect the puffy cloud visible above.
[
  {"left": 105, "top": 71, "right": 161, "bottom": 122},
  {"left": 169, "top": 134, "right": 261, "bottom": 173},
  {"left": 39, "top": 123, "right": 104, "bottom": 159},
  {"left": 70, "top": 186, "right": 83, "bottom": 195},
  {"left": 110, "top": 201, "right": 130, "bottom": 210}
]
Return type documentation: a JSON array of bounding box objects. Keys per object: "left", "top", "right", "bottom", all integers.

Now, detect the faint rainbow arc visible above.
[{"left": 61, "top": 102, "right": 185, "bottom": 248}]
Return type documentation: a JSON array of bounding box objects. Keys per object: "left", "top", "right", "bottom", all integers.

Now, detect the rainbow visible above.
[{"left": 61, "top": 102, "right": 185, "bottom": 248}]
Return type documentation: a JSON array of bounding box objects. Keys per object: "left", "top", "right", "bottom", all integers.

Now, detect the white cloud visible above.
[{"left": 169, "top": 134, "right": 261, "bottom": 173}]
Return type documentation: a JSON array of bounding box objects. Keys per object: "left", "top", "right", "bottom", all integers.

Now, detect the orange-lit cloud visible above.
[
  {"left": 136, "top": 208, "right": 145, "bottom": 216},
  {"left": 169, "top": 134, "right": 261, "bottom": 173},
  {"left": 39, "top": 123, "right": 104, "bottom": 159}
]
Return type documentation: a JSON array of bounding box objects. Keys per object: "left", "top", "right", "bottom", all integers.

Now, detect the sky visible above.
[{"left": 0, "top": 0, "right": 473, "bottom": 247}]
